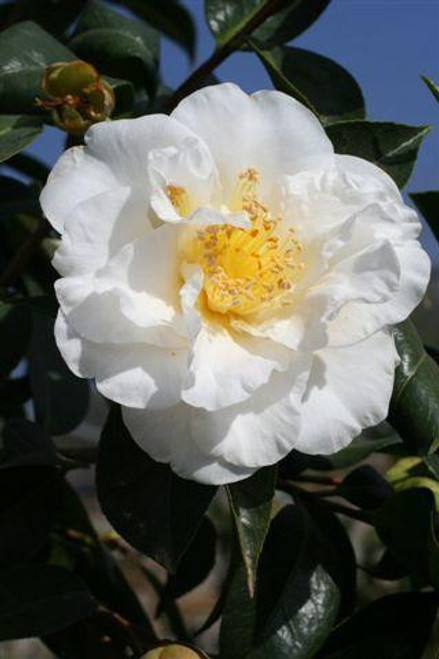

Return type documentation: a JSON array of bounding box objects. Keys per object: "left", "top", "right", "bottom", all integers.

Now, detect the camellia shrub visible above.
[{"left": 0, "top": 1, "right": 438, "bottom": 657}]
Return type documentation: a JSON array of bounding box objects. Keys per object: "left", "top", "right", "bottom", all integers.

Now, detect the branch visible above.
[{"left": 165, "top": 0, "right": 287, "bottom": 112}]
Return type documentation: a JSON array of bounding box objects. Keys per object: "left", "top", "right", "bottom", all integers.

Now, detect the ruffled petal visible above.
[
  {"left": 172, "top": 83, "right": 333, "bottom": 201},
  {"left": 55, "top": 312, "right": 186, "bottom": 409},
  {"left": 295, "top": 330, "right": 399, "bottom": 455}
]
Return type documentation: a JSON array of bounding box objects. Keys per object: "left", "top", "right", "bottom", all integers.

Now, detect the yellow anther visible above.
[{"left": 166, "top": 184, "right": 191, "bottom": 217}]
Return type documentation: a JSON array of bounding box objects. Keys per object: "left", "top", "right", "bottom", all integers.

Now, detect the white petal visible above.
[
  {"left": 328, "top": 241, "right": 431, "bottom": 346},
  {"left": 40, "top": 114, "right": 209, "bottom": 233},
  {"left": 40, "top": 146, "right": 117, "bottom": 233},
  {"left": 55, "top": 312, "right": 186, "bottom": 409},
  {"left": 172, "top": 83, "right": 333, "bottom": 199},
  {"left": 182, "top": 322, "right": 290, "bottom": 411},
  {"left": 122, "top": 405, "right": 255, "bottom": 485},
  {"left": 53, "top": 186, "right": 149, "bottom": 277},
  {"left": 296, "top": 330, "right": 399, "bottom": 455}
]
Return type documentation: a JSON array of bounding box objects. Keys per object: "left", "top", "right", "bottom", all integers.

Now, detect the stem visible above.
[
  {"left": 278, "top": 480, "right": 370, "bottom": 523},
  {"left": 0, "top": 216, "right": 50, "bottom": 290},
  {"left": 165, "top": 0, "right": 287, "bottom": 112}
]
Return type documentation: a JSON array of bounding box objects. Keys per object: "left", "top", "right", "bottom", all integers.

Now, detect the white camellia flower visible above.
[{"left": 40, "top": 83, "right": 430, "bottom": 485}]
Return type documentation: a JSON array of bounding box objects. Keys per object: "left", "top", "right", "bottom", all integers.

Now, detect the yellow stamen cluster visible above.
[
  {"left": 166, "top": 184, "right": 191, "bottom": 217},
  {"left": 175, "top": 168, "right": 304, "bottom": 317}
]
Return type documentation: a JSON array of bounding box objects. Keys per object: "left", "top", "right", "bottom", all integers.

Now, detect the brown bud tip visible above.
[
  {"left": 142, "top": 644, "right": 207, "bottom": 659},
  {"left": 41, "top": 60, "right": 98, "bottom": 98}
]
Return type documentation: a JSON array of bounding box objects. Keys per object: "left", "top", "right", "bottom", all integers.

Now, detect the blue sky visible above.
[{"left": 27, "top": 0, "right": 439, "bottom": 256}]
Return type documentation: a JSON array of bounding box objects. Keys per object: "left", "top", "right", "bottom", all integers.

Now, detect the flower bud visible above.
[
  {"left": 38, "top": 60, "right": 115, "bottom": 136},
  {"left": 142, "top": 644, "right": 207, "bottom": 659}
]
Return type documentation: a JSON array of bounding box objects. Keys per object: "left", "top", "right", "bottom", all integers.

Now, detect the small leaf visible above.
[
  {"left": 0, "top": 115, "right": 43, "bottom": 162},
  {"left": 96, "top": 406, "right": 217, "bottom": 572},
  {"left": 255, "top": 45, "right": 365, "bottom": 124},
  {"left": 28, "top": 313, "right": 90, "bottom": 435},
  {"left": 326, "top": 120, "right": 431, "bottom": 189},
  {"left": 226, "top": 466, "right": 276, "bottom": 596},
  {"left": 0, "top": 21, "right": 75, "bottom": 114},
  {"left": 0, "top": 564, "right": 95, "bottom": 641},
  {"left": 206, "top": 0, "right": 330, "bottom": 48},
  {"left": 70, "top": 0, "right": 158, "bottom": 95},
  {"left": 317, "top": 592, "right": 438, "bottom": 658},
  {"left": 410, "top": 190, "right": 439, "bottom": 242},
  {"left": 373, "top": 487, "right": 439, "bottom": 590},
  {"left": 422, "top": 75, "right": 439, "bottom": 104},
  {"left": 116, "top": 0, "right": 195, "bottom": 58},
  {"left": 335, "top": 465, "right": 394, "bottom": 509},
  {"left": 389, "top": 319, "right": 439, "bottom": 455}
]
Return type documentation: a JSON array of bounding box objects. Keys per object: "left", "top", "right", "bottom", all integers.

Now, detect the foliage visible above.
[{"left": 0, "top": 1, "right": 438, "bottom": 658}]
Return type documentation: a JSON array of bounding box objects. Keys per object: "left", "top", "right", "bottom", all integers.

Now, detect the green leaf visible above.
[
  {"left": 226, "top": 466, "right": 276, "bottom": 597},
  {"left": 410, "top": 191, "right": 439, "bottom": 242},
  {"left": 317, "top": 592, "right": 438, "bottom": 659},
  {"left": 159, "top": 517, "right": 216, "bottom": 610},
  {"left": 220, "top": 504, "right": 340, "bottom": 659},
  {"left": 279, "top": 423, "right": 402, "bottom": 476},
  {"left": 255, "top": 45, "right": 365, "bottom": 124},
  {"left": 0, "top": 21, "right": 75, "bottom": 114},
  {"left": 116, "top": 0, "right": 195, "bottom": 58},
  {"left": 0, "top": 302, "right": 32, "bottom": 376},
  {"left": 71, "top": 0, "right": 158, "bottom": 95},
  {"left": 326, "top": 120, "right": 431, "bottom": 189},
  {"left": 96, "top": 406, "right": 217, "bottom": 572},
  {"left": 0, "top": 564, "right": 95, "bottom": 641},
  {"left": 373, "top": 488, "right": 439, "bottom": 590},
  {"left": 28, "top": 313, "right": 90, "bottom": 435},
  {"left": 0, "top": 0, "right": 87, "bottom": 37},
  {"left": 335, "top": 465, "right": 394, "bottom": 509},
  {"left": 0, "top": 115, "right": 43, "bottom": 162},
  {"left": 422, "top": 75, "right": 439, "bottom": 104},
  {"left": 206, "top": 0, "right": 330, "bottom": 48},
  {"left": 389, "top": 320, "right": 439, "bottom": 455},
  {"left": 0, "top": 419, "right": 57, "bottom": 468},
  {"left": 0, "top": 465, "right": 61, "bottom": 573}
]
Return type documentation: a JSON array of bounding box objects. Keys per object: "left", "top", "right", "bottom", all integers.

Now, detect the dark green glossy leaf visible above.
[
  {"left": 410, "top": 191, "right": 439, "bottom": 242},
  {"left": 116, "top": 0, "right": 195, "bottom": 58},
  {"left": 373, "top": 487, "right": 439, "bottom": 590},
  {"left": 28, "top": 313, "right": 90, "bottom": 435},
  {"left": 279, "top": 423, "right": 402, "bottom": 476},
  {"left": 220, "top": 504, "right": 340, "bottom": 659},
  {"left": 326, "top": 120, "right": 431, "bottom": 189},
  {"left": 105, "top": 75, "right": 135, "bottom": 116},
  {"left": 317, "top": 592, "right": 438, "bottom": 659},
  {"left": 206, "top": 0, "right": 330, "bottom": 48},
  {"left": 71, "top": 0, "right": 157, "bottom": 94},
  {"left": 425, "top": 454, "right": 439, "bottom": 480},
  {"left": 227, "top": 466, "right": 276, "bottom": 596},
  {"left": 0, "top": 376, "right": 31, "bottom": 417},
  {"left": 96, "top": 406, "right": 217, "bottom": 572},
  {"left": 0, "top": 176, "right": 40, "bottom": 221},
  {"left": 422, "top": 75, "right": 439, "bottom": 104},
  {"left": 51, "top": 480, "right": 153, "bottom": 631},
  {"left": 335, "top": 465, "right": 393, "bottom": 509},
  {"left": 389, "top": 320, "right": 439, "bottom": 455},
  {"left": 0, "top": 418, "right": 56, "bottom": 468},
  {"left": 0, "top": 465, "right": 61, "bottom": 573},
  {"left": 159, "top": 517, "right": 216, "bottom": 611},
  {"left": 0, "top": 564, "right": 95, "bottom": 641},
  {"left": 0, "top": 21, "right": 75, "bottom": 114},
  {"left": 0, "top": 0, "right": 87, "bottom": 37},
  {"left": 0, "top": 302, "right": 31, "bottom": 376},
  {"left": 255, "top": 45, "right": 365, "bottom": 124},
  {"left": 0, "top": 115, "right": 43, "bottom": 162}
]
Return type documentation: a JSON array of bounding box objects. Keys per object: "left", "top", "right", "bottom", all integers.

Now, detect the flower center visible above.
[{"left": 178, "top": 168, "right": 304, "bottom": 317}]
